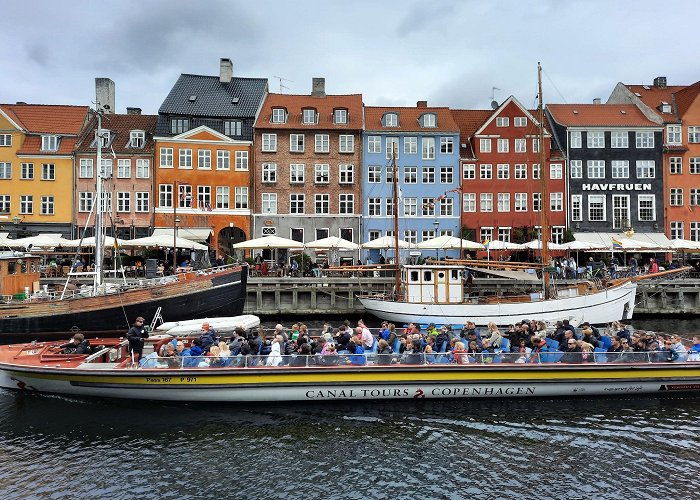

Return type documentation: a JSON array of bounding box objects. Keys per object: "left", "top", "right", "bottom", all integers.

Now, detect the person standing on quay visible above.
[{"left": 127, "top": 316, "right": 148, "bottom": 362}]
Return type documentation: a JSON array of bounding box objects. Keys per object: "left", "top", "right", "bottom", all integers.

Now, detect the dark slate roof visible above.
[{"left": 158, "top": 74, "right": 268, "bottom": 118}]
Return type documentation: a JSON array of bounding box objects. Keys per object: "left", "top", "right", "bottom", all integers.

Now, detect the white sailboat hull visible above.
[{"left": 358, "top": 281, "right": 637, "bottom": 326}]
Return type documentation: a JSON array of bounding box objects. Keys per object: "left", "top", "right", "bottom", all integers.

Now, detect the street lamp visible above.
[
  {"left": 12, "top": 216, "right": 22, "bottom": 225},
  {"left": 433, "top": 218, "right": 440, "bottom": 259}
]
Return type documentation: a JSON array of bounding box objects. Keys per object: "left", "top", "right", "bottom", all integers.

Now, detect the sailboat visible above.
[
  {"left": 358, "top": 64, "right": 688, "bottom": 326},
  {"left": 0, "top": 109, "right": 248, "bottom": 336}
]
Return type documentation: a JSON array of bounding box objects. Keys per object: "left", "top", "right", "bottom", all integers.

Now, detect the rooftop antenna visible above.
[
  {"left": 490, "top": 86, "right": 501, "bottom": 110},
  {"left": 273, "top": 75, "right": 294, "bottom": 93}
]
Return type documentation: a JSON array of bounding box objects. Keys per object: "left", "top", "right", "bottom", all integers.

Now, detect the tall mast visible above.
[
  {"left": 537, "top": 62, "right": 550, "bottom": 297},
  {"left": 173, "top": 180, "right": 178, "bottom": 273},
  {"left": 94, "top": 112, "right": 104, "bottom": 289},
  {"left": 391, "top": 144, "right": 400, "bottom": 293}
]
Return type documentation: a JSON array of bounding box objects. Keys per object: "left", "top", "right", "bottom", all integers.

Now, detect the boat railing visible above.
[{"left": 135, "top": 349, "right": 697, "bottom": 369}]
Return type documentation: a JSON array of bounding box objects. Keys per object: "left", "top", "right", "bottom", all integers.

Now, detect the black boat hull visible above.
[{"left": 0, "top": 268, "right": 248, "bottom": 337}]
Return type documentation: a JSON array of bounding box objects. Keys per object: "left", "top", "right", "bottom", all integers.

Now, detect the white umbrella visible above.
[
  {"left": 522, "top": 239, "right": 566, "bottom": 250},
  {"left": 232, "top": 235, "right": 304, "bottom": 250},
  {"left": 615, "top": 237, "right": 661, "bottom": 250},
  {"left": 666, "top": 238, "right": 700, "bottom": 251},
  {"left": 415, "top": 234, "right": 484, "bottom": 250},
  {"left": 361, "top": 235, "right": 415, "bottom": 249},
  {"left": 9, "top": 233, "right": 73, "bottom": 249},
  {"left": 65, "top": 236, "right": 128, "bottom": 248},
  {"left": 560, "top": 240, "right": 608, "bottom": 251},
  {"left": 485, "top": 240, "right": 524, "bottom": 250},
  {"left": 125, "top": 234, "right": 208, "bottom": 250},
  {"left": 304, "top": 236, "right": 359, "bottom": 250}
]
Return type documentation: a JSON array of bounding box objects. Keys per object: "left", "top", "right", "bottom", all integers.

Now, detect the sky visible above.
[{"left": 1, "top": 0, "right": 699, "bottom": 115}]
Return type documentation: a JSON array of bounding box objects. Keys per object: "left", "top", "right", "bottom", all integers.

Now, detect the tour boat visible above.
[{"left": 0, "top": 336, "right": 698, "bottom": 402}]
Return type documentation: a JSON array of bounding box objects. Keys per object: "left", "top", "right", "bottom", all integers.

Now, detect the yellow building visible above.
[{"left": 0, "top": 104, "right": 89, "bottom": 237}]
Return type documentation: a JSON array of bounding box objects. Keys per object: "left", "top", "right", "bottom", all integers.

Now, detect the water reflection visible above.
[{"left": 1, "top": 391, "right": 699, "bottom": 499}]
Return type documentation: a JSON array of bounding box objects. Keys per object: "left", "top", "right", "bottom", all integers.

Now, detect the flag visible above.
[
  {"left": 483, "top": 239, "right": 490, "bottom": 248},
  {"left": 612, "top": 238, "right": 623, "bottom": 250},
  {"left": 206, "top": 202, "right": 212, "bottom": 212}
]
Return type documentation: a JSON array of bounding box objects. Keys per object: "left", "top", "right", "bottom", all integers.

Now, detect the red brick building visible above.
[{"left": 453, "top": 96, "right": 566, "bottom": 246}]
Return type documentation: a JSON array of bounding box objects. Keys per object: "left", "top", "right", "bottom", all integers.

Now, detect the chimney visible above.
[
  {"left": 126, "top": 107, "right": 142, "bottom": 115},
  {"left": 95, "top": 78, "right": 115, "bottom": 114},
  {"left": 219, "top": 58, "right": 233, "bottom": 84},
  {"left": 416, "top": 100, "right": 428, "bottom": 108},
  {"left": 592, "top": 98, "right": 601, "bottom": 105},
  {"left": 653, "top": 76, "right": 667, "bottom": 88},
  {"left": 311, "top": 77, "right": 326, "bottom": 97}
]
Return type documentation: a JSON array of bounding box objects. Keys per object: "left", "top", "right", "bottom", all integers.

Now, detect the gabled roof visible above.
[
  {"left": 0, "top": 103, "right": 89, "bottom": 134},
  {"left": 16, "top": 136, "right": 79, "bottom": 156},
  {"left": 674, "top": 80, "right": 700, "bottom": 118},
  {"left": 158, "top": 74, "right": 268, "bottom": 118},
  {"left": 623, "top": 84, "right": 684, "bottom": 120},
  {"left": 473, "top": 96, "right": 549, "bottom": 137},
  {"left": 450, "top": 109, "right": 491, "bottom": 158},
  {"left": 256, "top": 93, "right": 363, "bottom": 130},
  {"left": 364, "top": 105, "right": 459, "bottom": 133},
  {"left": 546, "top": 104, "right": 659, "bottom": 128},
  {"left": 74, "top": 114, "right": 158, "bottom": 154}
]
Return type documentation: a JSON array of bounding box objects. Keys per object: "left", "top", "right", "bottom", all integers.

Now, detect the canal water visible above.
[{"left": 0, "top": 317, "right": 698, "bottom": 499}]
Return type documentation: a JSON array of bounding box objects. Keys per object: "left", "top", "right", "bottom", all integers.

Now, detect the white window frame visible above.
[
  {"left": 587, "top": 160, "right": 605, "bottom": 178},
  {"left": 136, "top": 192, "right": 150, "bottom": 212},
  {"left": 422, "top": 137, "right": 435, "bottom": 160},
  {"left": 368, "top": 165, "right": 381, "bottom": 183},
  {"left": 514, "top": 138, "right": 526, "bottom": 152},
  {"left": 290, "top": 163, "right": 305, "bottom": 184},
  {"left": 179, "top": 148, "right": 193, "bottom": 169},
  {"left": 480, "top": 138, "right": 491, "bottom": 153},
  {"left": 315, "top": 134, "right": 329, "bottom": 153},
  {"left": 463, "top": 163, "right": 476, "bottom": 180},
  {"left": 136, "top": 159, "right": 150, "bottom": 178},
  {"left": 79, "top": 158, "right": 94, "bottom": 178},
  {"left": 315, "top": 194, "right": 330, "bottom": 214},
  {"left": 339, "top": 164, "right": 354, "bottom": 184},
  {"left": 611, "top": 160, "right": 629, "bottom": 179},
  {"left": 368, "top": 136, "right": 381, "bottom": 154},
  {"left": 480, "top": 193, "right": 493, "bottom": 212},
  {"left": 611, "top": 131, "right": 628, "bottom": 148},
  {"left": 588, "top": 194, "right": 606, "bottom": 221},
  {"left": 262, "top": 134, "right": 277, "bottom": 152},
  {"left": 497, "top": 138, "right": 509, "bottom": 153},
  {"left": 262, "top": 193, "right": 277, "bottom": 214},
  {"left": 160, "top": 147, "right": 173, "bottom": 168},
  {"left": 571, "top": 194, "right": 582, "bottom": 221},
  {"left": 463, "top": 193, "right": 476, "bottom": 212},
  {"left": 315, "top": 164, "right": 330, "bottom": 184},
  {"left": 667, "top": 125, "right": 681, "bottom": 145},
  {"left": 234, "top": 186, "right": 248, "bottom": 209},
  {"left": 637, "top": 194, "right": 656, "bottom": 221},
  {"left": 635, "top": 131, "right": 655, "bottom": 148},
  {"left": 117, "top": 159, "right": 131, "bottom": 179},
  {"left": 497, "top": 193, "right": 510, "bottom": 212},
  {"left": 216, "top": 150, "right": 230, "bottom": 170},
  {"left": 570, "top": 131, "right": 582, "bottom": 148},
  {"left": 669, "top": 157, "right": 682, "bottom": 175},
  {"left": 290, "top": 134, "right": 305, "bottom": 152},
  {"left": 216, "top": 186, "right": 230, "bottom": 209},
  {"left": 235, "top": 151, "right": 249, "bottom": 171},
  {"left": 515, "top": 193, "right": 528, "bottom": 212},
  {"left": 587, "top": 131, "right": 604, "bottom": 148},
  {"left": 262, "top": 163, "right": 277, "bottom": 183}
]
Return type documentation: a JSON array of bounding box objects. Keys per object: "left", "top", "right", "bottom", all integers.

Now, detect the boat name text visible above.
[
  {"left": 304, "top": 386, "right": 536, "bottom": 400},
  {"left": 582, "top": 183, "right": 652, "bottom": 191}
]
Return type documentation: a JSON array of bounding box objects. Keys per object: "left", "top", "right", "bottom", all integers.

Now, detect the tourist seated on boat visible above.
[
  {"left": 689, "top": 336, "right": 700, "bottom": 362},
  {"left": 401, "top": 339, "right": 424, "bottom": 365},
  {"left": 345, "top": 341, "right": 365, "bottom": 365},
  {"left": 59, "top": 333, "right": 92, "bottom": 355},
  {"left": 316, "top": 343, "right": 339, "bottom": 366},
  {"left": 357, "top": 320, "right": 374, "bottom": 350},
  {"left": 610, "top": 321, "right": 631, "bottom": 342},
  {"left": 162, "top": 343, "right": 181, "bottom": 368},
  {"left": 266, "top": 337, "right": 284, "bottom": 366},
  {"left": 484, "top": 322, "right": 504, "bottom": 349},
  {"left": 579, "top": 322, "right": 601, "bottom": 340},
  {"left": 378, "top": 321, "right": 390, "bottom": 341},
  {"left": 559, "top": 338, "right": 583, "bottom": 363},
  {"left": 606, "top": 336, "right": 625, "bottom": 362},
  {"left": 667, "top": 335, "right": 689, "bottom": 362},
  {"left": 425, "top": 336, "right": 437, "bottom": 353},
  {"left": 460, "top": 330, "right": 482, "bottom": 350},
  {"left": 533, "top": 321, "right": 548, "bottom": 342},
  {"left": 453, "top": 341, "right": 469, "bottom": 364},
  {"left": 334, "top": 325, "right": 351, "bottom": 351},
  {"left": 289, "top": 343, "right": 311, "bottom": 367},
  {"left": 528, "top": 337, "right": 550, "bottom": 363},
  {"left": 481, "top": 339, "right": 498, "bottom": 363},
  {"left": 312, "top": 336, "right": 327, "bottom": 355},
  {"left": 294, "top": 325, "right": 311, "bottom": 352},
  {"left": 580, "top": 328, "right": 599, "bottom": 349},
  {"left": 376, "top": 339, "right": 394, "bottom": 365},
  {"left": 557, "top": 330, "right": 576, "bottom": 352}
]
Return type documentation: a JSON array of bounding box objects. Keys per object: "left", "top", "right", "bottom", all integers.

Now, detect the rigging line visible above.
[{"left": 542, "top": 68, "right": 568, "bottom": 104}]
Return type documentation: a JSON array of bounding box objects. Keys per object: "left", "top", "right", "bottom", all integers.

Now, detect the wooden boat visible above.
[
  {"left": 0, "top": 108, "right": 248, "bottom": 335},
  {"left": 0, "top": 250, "right": 248, "bottom": 335},
  {"left": 0, "top": 336, "right": 698, "bottom": 402},
  {"left": 358, "top": 264, "right": 689, "bottom": 327}
]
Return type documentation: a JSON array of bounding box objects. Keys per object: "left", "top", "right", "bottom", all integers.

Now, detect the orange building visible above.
[{"left": 154, "top": 59, "right": 268, "bottom": 256}]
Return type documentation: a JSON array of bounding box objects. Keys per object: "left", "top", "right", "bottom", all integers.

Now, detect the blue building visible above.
[{"left": 363, "top": 102, "right": 461, "bottom": 262}]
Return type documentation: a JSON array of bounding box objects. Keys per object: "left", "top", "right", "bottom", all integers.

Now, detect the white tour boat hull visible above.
[
  {"left": 358, "top": 281, "right": 637, "bottom": 326},
  {"left": 1, "top": 362, "right": 698, "bottom": 402}
]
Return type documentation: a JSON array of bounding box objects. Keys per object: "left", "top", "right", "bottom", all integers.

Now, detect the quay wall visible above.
[{"left": 243, "top": 276, "right": 700, "bottom": 318}]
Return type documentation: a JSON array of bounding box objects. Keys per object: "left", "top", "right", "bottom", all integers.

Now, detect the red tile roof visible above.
[
  {"left": 546, "top": 104, "right": 658, "bottom": 127},
  {"left": 0, "top": 103, "right": 89, "bottom": 134},
  {"left": 16, "top": 136, "right": 79, "bottom": 156},
  {"left": 451, "top": 109, "right": 491, "bottom": 158},
  {"left": 256, "top": 93, "right": 363, "bottom": 129},
  {"left": 365, "top": 105, "right": 459, "bottom": 132},
  {"left": 75, "top": 114, "right": 159, "bottom": 153},
  {"left": 624, "top": 84, "right": 685, "bottom": 121},
  {"left": 673, "top": 80, "right": 700, "bottom": 118}
]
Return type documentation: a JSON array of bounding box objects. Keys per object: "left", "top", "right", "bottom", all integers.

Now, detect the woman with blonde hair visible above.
[
  {"left": 453, "top": 341, "right": 469, "bottom": 365},
  {"left": 484, "top": 322, "right": 503, "bottom": 348},
  {"left": 578, "top": 340, "right": 594, "bottom": 363}
]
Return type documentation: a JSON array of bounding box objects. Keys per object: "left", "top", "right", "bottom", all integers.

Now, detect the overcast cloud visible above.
[{"left": 1, "top": 0, "right": 699, "bottom": 114}]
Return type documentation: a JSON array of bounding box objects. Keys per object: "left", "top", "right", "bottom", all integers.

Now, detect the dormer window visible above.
[
  {"left": 272, "top": 108, "right": 287, "bottom": 124},
  {"left": 170, "top": 118, "right": 189, "bottom": 134},
  {"left": 41, "top": 135, "right": 59, "bottom": 152},
  {"left": 421, "top": 113, "right": 437, "bottom": 128},
  {"left": 383, "top": 113, "right": 399, "bottom": 127},
  {"left": 91, "top": 129, "right": 112, "bottom": 148},
  {"left": 334, "top": 108, "right": 348, "bottom": 124},
  {"left": 129, "top": 130, "right": 145, "bottom": 148},
  {"left": 660, "top": 102, "right": 672, "bottom": 113},
  {"left": 302, "top": 108, "right": 317, "bottom": 124}
]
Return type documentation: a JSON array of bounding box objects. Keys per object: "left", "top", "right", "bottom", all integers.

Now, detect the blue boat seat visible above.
[
  {"left": 392, "top": 337, "right": 401, "bottom": 354},
  {"left": 499, "top": 338, "right": 510, "bottom": 353},
  {"left": 593, "top": 347, "right": 608, "bottom": 363},
  {"left": 545, "top": 338, "right": 559, "bottom": 350}
]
